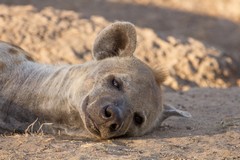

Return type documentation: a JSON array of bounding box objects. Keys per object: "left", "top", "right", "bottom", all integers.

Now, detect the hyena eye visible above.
[
  {"left": 133, "top": 113, "right": 144, "bottom": 126},
  {"left": 111, "top": 78, "right": 121, "bottom": 90}
]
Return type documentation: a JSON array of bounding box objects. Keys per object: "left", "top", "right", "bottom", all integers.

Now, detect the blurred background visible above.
[{"left": 0, "top": 0, "right": 239, "bottom": 90}]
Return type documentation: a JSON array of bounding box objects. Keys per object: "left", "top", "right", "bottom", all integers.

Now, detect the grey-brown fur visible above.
[{"left": 0, "top": 22, "right": 190, "bottom": 139}]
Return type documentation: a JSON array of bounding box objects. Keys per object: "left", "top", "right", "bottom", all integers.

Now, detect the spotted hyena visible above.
[{"left": 0, "top": 22, "right": 191, "bottom": 139}]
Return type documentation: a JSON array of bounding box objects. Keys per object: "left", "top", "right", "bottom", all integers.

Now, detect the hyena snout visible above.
[{"left": 100, "top": 105, "right": 123, "bottom": 132}]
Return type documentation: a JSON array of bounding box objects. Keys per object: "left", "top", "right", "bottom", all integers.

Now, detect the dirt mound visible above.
[{"left": 0, "top": 5, "right": 239, "bottom": 90}]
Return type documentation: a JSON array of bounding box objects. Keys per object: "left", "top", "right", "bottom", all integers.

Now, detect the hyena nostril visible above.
[
  {"left": 102, "top": 105, "right": 113, "bottom": 119},
  {"left": 109, "top": 123, "right": 119, "bottom": 132},
  {"left": 105, "top": 108, "right": 112, "bottom": 118}
]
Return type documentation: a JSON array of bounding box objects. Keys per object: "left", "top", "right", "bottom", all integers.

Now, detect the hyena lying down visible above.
[{"left": 0, "top": 22, "right": 191, "bottom": 139}]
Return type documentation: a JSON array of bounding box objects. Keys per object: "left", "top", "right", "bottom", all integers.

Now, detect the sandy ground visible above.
[
  {"left": 0, "top": 0, "right": 240, "bottom": 159},
  {"left": 0, "top": 88, "right": 239, "bottom": 159}
]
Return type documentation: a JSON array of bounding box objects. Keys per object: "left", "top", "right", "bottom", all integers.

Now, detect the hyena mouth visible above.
[
  {"left": 81, "top": 96, "right": 101, "bottom": 137},
  {"left": 82, "top": 96, "right": 101, "bottom": 137},
  {"left": 85, "top": 115, "right": 101, "bottom": 137}
]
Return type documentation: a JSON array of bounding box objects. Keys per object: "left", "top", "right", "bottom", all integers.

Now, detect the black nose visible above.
[{"left": 101, "top": 105, "right": 123, "bottom": 132}]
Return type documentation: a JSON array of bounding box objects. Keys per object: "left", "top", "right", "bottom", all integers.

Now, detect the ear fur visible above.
[
  {"left": 152, "top": 65, "right": 168, "bottom": 85},
  {"left": 93, "top": 21, "right": 137, "bottom": 60}
]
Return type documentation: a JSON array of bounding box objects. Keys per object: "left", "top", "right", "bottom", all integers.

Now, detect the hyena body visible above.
[{"left": 0, "top": 22, "right": 191, "bottom": 139}]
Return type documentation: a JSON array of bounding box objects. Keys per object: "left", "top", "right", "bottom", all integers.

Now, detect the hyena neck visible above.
[{"left": 1, "top": 60, "right": 91, "bottom": 125}]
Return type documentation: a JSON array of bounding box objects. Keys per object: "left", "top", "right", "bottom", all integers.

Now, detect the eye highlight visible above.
[
  {"left": 133, "top": 113, "right": 144, "bottom": 126},
  {"left": 111, "top": 78, "right": 121, "bottom": 90}
]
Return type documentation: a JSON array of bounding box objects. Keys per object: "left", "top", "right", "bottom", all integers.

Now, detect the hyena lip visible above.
[
  {"left": 85, "top": 115, "right": 101, "bottom": 138},
  {"left": 81, "top": 96, "right": 101, "bottom": 138}
]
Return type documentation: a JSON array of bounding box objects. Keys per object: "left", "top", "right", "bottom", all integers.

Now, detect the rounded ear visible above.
[
  {"left": 158, "top": 104, "right": 192, "bottom": 124},
  {"left": 152, "top": 65, "right": 168, "bottom": 85},
  {"left": 92, "top": 21, "right": 137, "bottom": 60}
]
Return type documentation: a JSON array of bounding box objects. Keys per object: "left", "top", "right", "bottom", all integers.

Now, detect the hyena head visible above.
[{"left": 75, "top": 22, "right": 167, "bottom": 139}]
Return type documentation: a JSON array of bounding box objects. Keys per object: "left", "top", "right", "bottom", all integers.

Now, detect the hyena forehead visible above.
[{"left": 90, "top": 56, "right": 167, "bottom": 84}]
